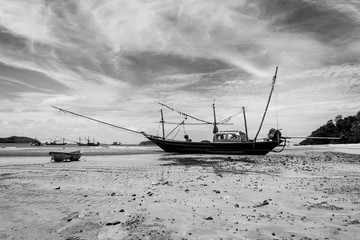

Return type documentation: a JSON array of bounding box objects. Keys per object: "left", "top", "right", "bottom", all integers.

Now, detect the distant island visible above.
[
  {"left": 300, "top": 111, "right": 360, "bottom": 145},
  {"left": 0, "top": 136, "right": 40, "bottom": 144},
  {"left": 139, "top": 140, "right": 156, "bottom": 146}
]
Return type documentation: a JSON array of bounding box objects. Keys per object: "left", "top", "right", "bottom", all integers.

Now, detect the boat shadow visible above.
[
  {"left": 159, "top": 154, "right": 257, "bottom": 166},
  {"left": 159, "top": 154, "right": 281, "bottom": 176}
]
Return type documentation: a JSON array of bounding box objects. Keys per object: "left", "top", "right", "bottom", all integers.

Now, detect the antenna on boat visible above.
[{"left": 254, "top": 66, "right": 278, "bottom": 142}]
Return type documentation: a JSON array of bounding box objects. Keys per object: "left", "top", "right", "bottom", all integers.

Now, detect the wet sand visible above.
[{"left": 0, "top": 145, "right": 359, "bottom": 239}]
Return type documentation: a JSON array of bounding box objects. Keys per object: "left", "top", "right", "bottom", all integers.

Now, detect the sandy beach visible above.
[{"left": 0, "top": 144, "right": 359, "bottom": 240}]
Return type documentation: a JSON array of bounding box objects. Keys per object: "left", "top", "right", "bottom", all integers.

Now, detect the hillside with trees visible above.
[
  {"left": 299, "top": 111, "right": 360, "bottom": 145},
  {"left": 0, "top": 136, "right": 40, "bottom": 144}
]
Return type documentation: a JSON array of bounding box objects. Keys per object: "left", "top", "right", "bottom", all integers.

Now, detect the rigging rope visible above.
[
  {"left": 165, "top": 120, "right": 185, "bottom": 139},
  {"left": 218, "top": 109, "right": 243, "bottom": 124},
  {"left": 173, "top": 124, "right": 182, "bottom": 139}
]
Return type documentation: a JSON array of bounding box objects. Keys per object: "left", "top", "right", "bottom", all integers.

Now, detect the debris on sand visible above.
[{"left": 254, "top": 200, "right": 270, "bottom": 208}]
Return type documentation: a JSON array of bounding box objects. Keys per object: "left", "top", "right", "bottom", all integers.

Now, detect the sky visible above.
[{"left": 1, "top": 0, "right": 360, "bottom": 144}]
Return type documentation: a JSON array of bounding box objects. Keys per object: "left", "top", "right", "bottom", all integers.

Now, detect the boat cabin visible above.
[{"left": 213, "top": 131, "right": 248, "bottom": 143}]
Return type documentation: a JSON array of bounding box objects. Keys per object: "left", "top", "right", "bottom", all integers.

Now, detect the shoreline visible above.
[{"left": 0, "top": 145, "right": 162, "bottom": 157}]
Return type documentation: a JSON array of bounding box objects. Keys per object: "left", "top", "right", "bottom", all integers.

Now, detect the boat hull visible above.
[
  {"left": 145, "top": 135, "right": 282, "bottom": 155},
  {"left": 49, "top": 150, "right": 82, "bottom": 162},
  {"left": 45, "top": 143, "right": 67, "bottom": 145}
]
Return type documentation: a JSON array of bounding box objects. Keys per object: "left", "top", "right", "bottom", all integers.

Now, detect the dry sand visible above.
[{"left": 0, "top": 145, "right": 359, "bottom": 240}]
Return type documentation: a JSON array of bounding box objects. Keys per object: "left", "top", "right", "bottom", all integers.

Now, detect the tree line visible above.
[{"left": 299, "top": 111, "right": 360, "bottom": 145}]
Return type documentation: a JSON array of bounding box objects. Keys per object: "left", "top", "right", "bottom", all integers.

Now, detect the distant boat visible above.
[
  {"left": 76, "top": 137, "right": 100, "bottom": 146},
  {"left": 49, "top": 150, "right": 82, "bottom": 162},
  {"left": 29, "top": 137, "right": 42, "bottom": 146},
  {"left": 45, "top": 138, "right": 67, "bottom": 145}
]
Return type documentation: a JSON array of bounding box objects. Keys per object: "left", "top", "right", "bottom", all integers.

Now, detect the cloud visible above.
[
  {"left": 0, "top": 0, "right": 59, "bottom": 46},
  {"left": 0, "top": 0, "right": 359, "bottom": 143},
  {"left": 256, "top": 0, "right": 360, "bottom": 44}
]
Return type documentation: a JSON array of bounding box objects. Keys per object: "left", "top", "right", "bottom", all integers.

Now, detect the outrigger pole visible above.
[
  {"left": 158, "top": 102, "right": 213, "bottom": 124},
  {"left": 51, "top": 106, "right": 144, "bottom": 135},
  {"left": 254, "top": 66, "right": 278, "bottom": 142}
]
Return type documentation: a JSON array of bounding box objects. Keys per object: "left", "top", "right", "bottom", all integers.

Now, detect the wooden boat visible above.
[
  {"left": 52, "top": 67, "right": 285, "bottom": 155},
  {"left": 143, "top": 133, "right": 282, "bottom": 155},
  {"left": 140, "top": 67, "right": 284, "bottom": 155},
  {"left": 49, "top": 150, "right": 82, "bottom": 162}
]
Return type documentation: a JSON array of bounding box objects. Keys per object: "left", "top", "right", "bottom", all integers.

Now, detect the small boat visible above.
[{"left": 49, "top": 150, "right": 82, "bottom": 162}]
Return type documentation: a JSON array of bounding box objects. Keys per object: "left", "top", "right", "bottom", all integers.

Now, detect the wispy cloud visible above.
[{"left": 0, "top": 0, "right": 359, "bottom": 143}]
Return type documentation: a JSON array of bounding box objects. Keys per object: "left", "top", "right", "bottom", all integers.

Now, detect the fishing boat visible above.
[
  {"left": 45, "top": 138, "right": 67, "bottom": 145},
  {"left": 143, "top": 67, "right": 284, "bottom": 155},
  {"left": 141, "top": 95, "right": 283, "bottom": 155},
  {"left": 142, "top": 131, "right": 282, "bottom": 155},
  {"left": 77, "top": 137, "right": 100, "bottom": 146},
  {"left": 49, "top": 150, "right": 82, "bottom": 162}
]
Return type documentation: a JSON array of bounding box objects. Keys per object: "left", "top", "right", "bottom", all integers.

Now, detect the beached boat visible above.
[
  {"left": 143, "top": 133, "right": 282, "bottom": 155},
  {"left": 49, "top": 150, "right": 82, "bottom": 162},
  {"left": 140, "top": 67, "right": 284, "bottom": 155},
  {"left": 52, "top": 67, "right": 285, "bottom": 155},
  {"left": 140, "top": 103, "right": 283, "bottom": 155}
]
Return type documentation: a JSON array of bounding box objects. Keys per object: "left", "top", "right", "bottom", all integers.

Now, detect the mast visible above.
[
  {"left": 242, "top": 106, "right": 249, "bottom": 142},
  {"left": 160, "top": 109, "right": 165, "bottom": 139},
  {"left": 254, "top": 66, "right": 278, "bottom": 142},
  {"left": 212, "top": 100, "right": 218, "bottom": 134}
]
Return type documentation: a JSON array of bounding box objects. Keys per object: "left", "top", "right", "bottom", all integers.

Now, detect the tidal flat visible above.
[{"left": 0, "top": 144, "right": 359, "bottom": 239}]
